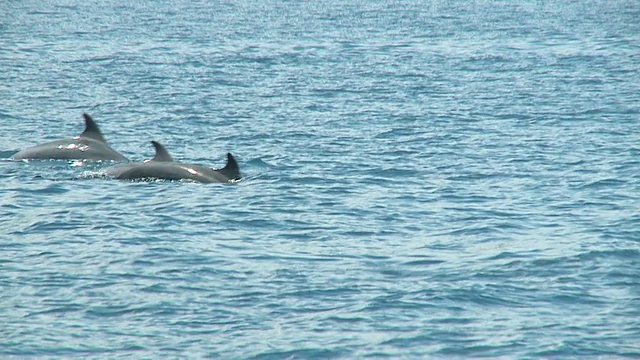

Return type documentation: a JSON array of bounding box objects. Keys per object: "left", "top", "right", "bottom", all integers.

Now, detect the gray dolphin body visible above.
[
  {"left": 104, "top": 141, "right": 240, "bottom": 183},
  {"left": 11, "top": 114, "right": 128, "bottom": 162}
]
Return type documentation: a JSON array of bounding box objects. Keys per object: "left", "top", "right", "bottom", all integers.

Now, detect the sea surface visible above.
[{"left": 1, "top": 0, "right": 639, "bottom": 358}]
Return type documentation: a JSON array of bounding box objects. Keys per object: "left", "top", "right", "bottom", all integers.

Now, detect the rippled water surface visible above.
[{"left": 1, "top": 0, "right": 639, "bottom": 358}]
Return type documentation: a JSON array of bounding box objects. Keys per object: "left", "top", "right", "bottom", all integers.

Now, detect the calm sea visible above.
[{"left": 1, "top": 0, "right": 639, "bottom": 358}]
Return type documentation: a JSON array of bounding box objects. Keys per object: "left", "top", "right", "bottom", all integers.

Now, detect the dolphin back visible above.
[
  {"left": 12, "top": 138, "right": 128, "bottom": 161},
  {"left": 101, "top": 141, "right": 239, "bottom": 184},
  {"left": 11, "top": 113, "right": 128, "bottom": 162}
]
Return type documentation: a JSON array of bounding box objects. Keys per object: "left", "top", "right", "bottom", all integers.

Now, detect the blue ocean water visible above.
[{"left": 1, "top": 0, "right": 639, "bottom": 358}]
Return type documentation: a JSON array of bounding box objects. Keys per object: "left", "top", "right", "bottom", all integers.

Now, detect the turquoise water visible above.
[{"left": 1, "top": 0, "right": 639, "bottom": 358}]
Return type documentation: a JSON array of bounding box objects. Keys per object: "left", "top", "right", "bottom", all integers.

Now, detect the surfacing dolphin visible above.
[
  {"left": 11, "top": 113, "right": 128, "bottom": 162},
  {"left": 103, "top": 141, "right": 240, "bottom": 183}
]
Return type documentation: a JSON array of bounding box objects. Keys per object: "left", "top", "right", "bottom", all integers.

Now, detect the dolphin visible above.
[
  {"left": 103, "top": 141, "right": 240, "bottom": 183},
  {"left": 11, "top": 113, "right": 129, "bottom": 162}
]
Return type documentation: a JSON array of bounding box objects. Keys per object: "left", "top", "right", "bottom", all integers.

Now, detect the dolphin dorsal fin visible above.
[
  {"left": 219, "top": 152, "right": 241, "bottom": 180},
  {"left": 80, "top": 113, "right": 107, "bottom": 143},
  {"left": 150, "top": 141, "right": 174, "bottom": 162}
]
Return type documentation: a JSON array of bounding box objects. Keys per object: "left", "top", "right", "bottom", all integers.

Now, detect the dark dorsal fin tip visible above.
[
  {"left": 81, "top": 113, "right": 107, "bottom": 143},
  {"left": 151, "top": 141, "right": 174, "bottom": 162},
  {"left": 221, "top": 152, "right": 241, "bottom": 180}
]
